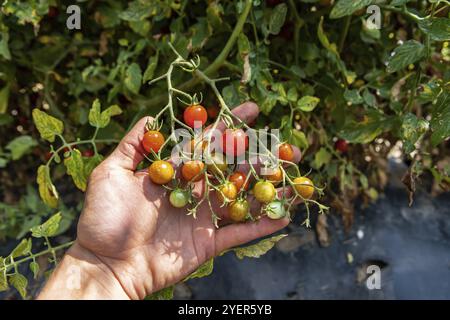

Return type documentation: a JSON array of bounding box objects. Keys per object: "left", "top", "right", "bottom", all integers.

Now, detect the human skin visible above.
[{"left": 37, "top": 102, "right": 301, "bottom": 300}]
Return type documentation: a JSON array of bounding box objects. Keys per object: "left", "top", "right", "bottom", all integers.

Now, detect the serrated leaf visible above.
[
  {"left": 232, "top": 234, "right": 287, "bottom": 259},
  {"left": 386, "top": 40, "right": 426, "bottom": 73},
  {"left": 313, "top": 147, "right": 332, "bottom": 169},
  {"left": 289, "top": 129, "right": 309, "bottom": 151},
  {"left": 145, "top": 286, "right": 174, "bottom": 300},
  {"left": 64, "top": 149, "right": 87, "bottom": 191},
  {"left": 9, "top": 273, "right": 28, "bottom": 299},
  {"left": 184, "top": 258, "right": 214, "bottom": 281},
  {"left": 330, "top": 0, "right": 373, "bottom": 19},
  {"left": 339, "top": 111, "right": 396, "bottom": 143},
  {"left": 400, "top": 113, "right": 429, "bottom": 154},
  {"left": 32, "top": 109, "right": 64, "bottom": 143},
  {"left": 5, "top": 135, "right": 38, "bottom": 160},
  {"left": 84, "top": 154, "right": 103, "bottom": 177},
  {"left": 269, "top": 3, "right": 288, "bottom": 35},
  {"left": 11, "top": 238, "right": 32, "bottom": 258},
  {"left": 124, "top": 63, "right": 142, "bottom": 94},
  {"left": 29, "top": 261, "right": 40, "bottom": 280},
  {"left": 418, "top": 18, "right": 450, "bottom": 41},
  {"left": 430, "top": 90, "right": 450, "bottom": 146},
  {"left": 344, "top": 89, "right": 364, "bottom": 105},
  {"left": 37, "top": 165, "right": 59, "bottom": 208},
  {"left": 30, "top": 212, "right": 62, "bottom": 238},
  {"left": 296, "top": 96, "right": 320, "bottom": 112},
  {"left": 89, "top": 99, "right": 122, "bottom": 128}
]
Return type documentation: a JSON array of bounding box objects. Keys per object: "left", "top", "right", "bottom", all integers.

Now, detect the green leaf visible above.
[
  {"left": 0, "top": 262, "right": 7, "bottom": 291},
  {"left": 29, "top": 261, "right": 40, "bottom": 280},
  {"left": 313, "top": 147, "right": 332, "bottom": 169},
  {"left": 184, "top": 258, "right": 214, "bottom": 281},
  {"left": 84, "top": 154, "right": 104, "bottom": 178},
  {"left": 269, "top": 3, "right": 288, "bottom": 35},
  {"left": 88, "top": 99, "right": 122, "bottom": 128},
  {"left": 317, "top": 17, "right": 339, "bottom": 55},
  {"left": 386, "top": 40, "right": 426, "bottom": 73},
  {"left": 430, "top": 90, "right": 450, "bottom": 146},
  {"left": 400, "top": 113, "right": 429, "bottom": 154},
  {"left": 30, "top": 212, "right": 62, "bottom": 238},
  {"left": 287, "top": 87, "right": 298, "bottom": 102},
  {"left": 296, "top": 96, "right": 320, "bottom": 112},
  {"left": 32, "top": 109, "right": 64, "bottom": 143},
  {"left": 330, "top": 0, "right": 373, "bottom": 19},
  {"left": 64, "top": 149, "right": 87, "bottom": 191},
  {"left": 5, "top": 135, "right": 38, "bottom": 160},
  {"left": 344, "top": 89, "right": 363, "bottom": 105},
  {"left": 145, "top": 286, "right": 174, "bottom": 300},
  {"left": 0, "top": 31, "right": 11, "bottom": 60},
  {"left": 418, "top": 18, "right": 450, "bottom": 41},
  {"left": 11, "top": 238, "right": 32, "bottom": 258},
  {"left": 143, "top": 53, "right": 159, "bottom": 83},
  {"left": 36, "top": 165, "right": 59, "bottom": 208},
  {"left": 124, "top": 63, "right": 142, "bottom": 94},
  {"left": 0, "top": 85, "right": 10, "bottom": 113},
  {"left": 9, "top": 273, "right": 28, "bottom": 299},
  {"left": 390, "top": 0, "right": 411, "bottom": 6},
  {"left": 289, "top": 129, "right": 309, "bottom": 151},
  {"left": 232, "top": 234, "right": 287, "bottom": 259},
  {"left": 339, "top": 111, "right": 396, "bottom": 143}
]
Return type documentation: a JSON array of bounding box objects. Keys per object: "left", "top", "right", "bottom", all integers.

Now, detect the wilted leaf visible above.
[
  {"left": 430, "top": 90, "right": 450, "bottom": 146},
  {"left": 400, "top": 113, "right": 429, "bottom": 154},
  {"left": 124, "top": 63, "right": 142, "bottom": 94},
  {"left": 184, "top": 258, "right": 214, "bottom": 281},
  {"left": 89, "top": 99, "right": 122, "bottom": 128},
  {"left": 29, "top": 261, "right": 40, "bottom": 280},
  {"left": 9, "top": 273, "right": 27, "bottom": 299},
  {"left": 64, "top": 149, "right": 87, "bottom": 191},
  {"left": 232, "top": 234, "right": 287, "bottom": 259},
  {"left": 145, "top": 286, "right": 174, "bottom": 300},
  {"left": 37, "top": 165, "right": 59, "bottom": 208},
  {"left": 32, "top": 109, "right": 64, "bottom": 143},
  {"left": 30, "top": 212, "right": 62, "bottom": 238}
]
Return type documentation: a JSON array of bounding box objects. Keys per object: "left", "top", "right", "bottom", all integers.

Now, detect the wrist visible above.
[{"left": 37, "top": 241, "right": 130, "bottom": 300}]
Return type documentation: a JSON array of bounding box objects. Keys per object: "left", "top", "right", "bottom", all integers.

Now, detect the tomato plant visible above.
[
  {"left": 148, "top": 160, "right": 174, "bottom": 185},
  {"left": 142, "top": 130, "right": 165, "bottom": 154}
]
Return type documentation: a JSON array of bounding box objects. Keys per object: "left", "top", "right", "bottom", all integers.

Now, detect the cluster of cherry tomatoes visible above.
[{"left": 141, "top": 103, "right": 316, "bottom": 223}]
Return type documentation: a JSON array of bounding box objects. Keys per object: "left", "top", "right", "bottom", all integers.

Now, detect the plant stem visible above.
[{"left": 338, "top": 16, "right": 352, "bottom": 53}]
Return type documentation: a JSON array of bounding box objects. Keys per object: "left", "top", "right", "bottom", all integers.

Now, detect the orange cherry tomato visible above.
[
  {"left": 229, "top": 171, "right": 249, "bottom": 191},
  {"left": 181, "top": 160, "right": 205, "bottom": 182},
  {"left": 278, "top": 143, "right": 294, "bottom": 162},
  {"left": 217, "top": 182, "right": 238, "bottom": 204},
  {"left": 183, "top": 104, "right": 208, "bottom": 128},
  {"left": 228, "top": 199, "right": 249, "bottom": 222},
  {"left": 263, "top": 167, "right": 284, "bottom": 186},
  {"left": 148, "top": 160, "right": 174, "bottom": 185},
  {"left": 293, "top": 177, "right": 315, "bottom": 199},
  {"left": 142, "top": 131, "right": 165, "bottom": 153}
]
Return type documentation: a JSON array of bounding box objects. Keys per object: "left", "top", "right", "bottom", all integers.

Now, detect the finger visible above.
[
  {"left": 214, "top": 216, "right": 289, "bottom": 254},
  {"left": 205, "top": 101, "right": 259, "bottom": 134},
  {"left": 105, "top": 116, "right": 152, "bottom": 171}
]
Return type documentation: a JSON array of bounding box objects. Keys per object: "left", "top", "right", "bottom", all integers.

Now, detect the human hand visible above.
[{"left": 37, "top": 102, "right": 301, "bottom": 300}]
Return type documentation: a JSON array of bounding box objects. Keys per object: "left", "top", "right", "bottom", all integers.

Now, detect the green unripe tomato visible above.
[
  {"left": 266, "top": 200, "right": 287, "bottom": 220},
  {"left": 169, "top": 189, "right": 189, "bottom": 208}
]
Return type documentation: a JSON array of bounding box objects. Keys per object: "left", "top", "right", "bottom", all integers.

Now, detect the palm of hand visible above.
[{"left": 75, "top": 103, "right": 295, "bottom": 299}]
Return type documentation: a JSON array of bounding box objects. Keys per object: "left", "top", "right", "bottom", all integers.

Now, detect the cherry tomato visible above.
[
  {"left": 183, "top": 104, "right": 208, "bottom": 128},
  {"left": 229, "top": 172, "right": 249, "bottom": 191},
  {"left": 263, "top": 167, "right": 283, "bottom": 186},
  {"left": 82, "top": 149, "right": 94, "bottom": 157},
  {"left": 148, "top": 160, "right": 174, "bottom": 185},
  {"left": 207, "top": 105, "right": 219, "bottom": 119},
  {"left": 279, "top": 143, "right": 294, "bottom": 162},
  {"left": 217, "top": 182, "right": 238, "bottom": 204},
  {"left": 293, "top": 177, "right": 315, "bottom": 199},
  {"left": 228, "top": 200, "right": 249, "bottom": 222},
  {"left": 169, "top": 189, "right": 189, "bottom": 208},
  {"left": 207, "top": 153, "right": 228, "bottom": 175},
  {"left": 253, "top": 181, "right": 276, "bottom": 203},
  {"left": 142, "top": 131, "right": 165, "bottom": 153},
  {"left": 334, "top": 139, "right": 349, "bottom": 153},
  {"left": 189, "top": 138, "right": 208, "bottom": 154},
  {"left": 181, "top": 160, "right": 205, "bottom": 182},
  {"left": 266, "top": 200, "right": 287, "bottom": 220},
  {"left": 222, "top": 129, "right": 248, "bottom": 157}
]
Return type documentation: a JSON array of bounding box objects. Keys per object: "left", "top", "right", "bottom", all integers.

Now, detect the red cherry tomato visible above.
[
  {"left": 222, "top": 129, "right": 248, "bottom": 157},
  {"left": 335, "top": 139, "right": 349, "bottom": 153},
  {"left": 183, "top": 104, "right": 208, "bottom": 128},
  {"left": 142, "top": 131, "right": 165, "bottom": 153},
  {"left": 229, "top": 172, "right": 249, "bottom": 191},
  {"left": 278, "top": 143, "right": 294, "bottom": 162}
]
